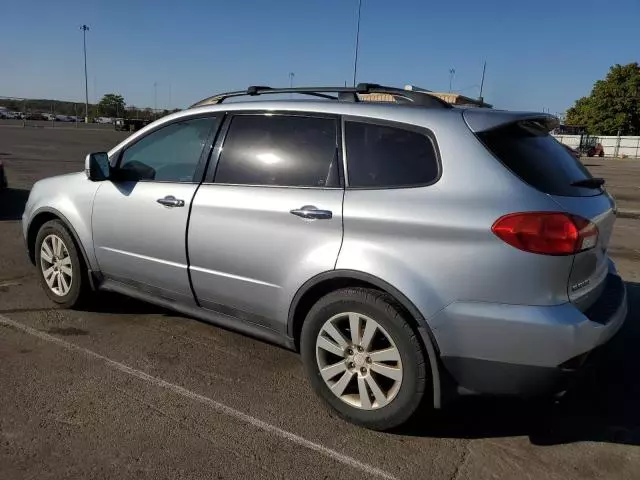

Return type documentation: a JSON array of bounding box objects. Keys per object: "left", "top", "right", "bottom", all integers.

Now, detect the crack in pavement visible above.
[{"left": 450, "top": 442, "right": 472, "bottom": 480}]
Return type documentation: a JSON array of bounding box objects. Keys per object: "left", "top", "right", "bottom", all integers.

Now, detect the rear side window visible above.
[
  {"left": 345, "top": 121, "right": 439, "bottom": 188},
  {"left": 478, "top": 121, "right": 598, "bottom": 197},
  {"left": 214, "top": 115, "right": 340, "bottom": 187}
]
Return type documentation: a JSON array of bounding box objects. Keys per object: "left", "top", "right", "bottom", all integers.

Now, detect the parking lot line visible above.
[{"left": 0, "top": 313, "right": 398, "bottom": 480}]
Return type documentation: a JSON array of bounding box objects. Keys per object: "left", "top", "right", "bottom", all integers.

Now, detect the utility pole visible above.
[
  {"left": 352, "top": 0, "right": 362, "bottom": 87},
  {"left": 448, "top": 68, "right": 456, "bottom": 93},
  {"left": 153, "top": 81, "right": 158, "bottom": 118},
  {"left": 289, "top": 72, "right": 295, "bottom": 99},
  {"left": 80, "top": 25, "right": 90, "bottom": 123},
  {"left": 479, "top": 61, "right": 487, "bottom": 103}
]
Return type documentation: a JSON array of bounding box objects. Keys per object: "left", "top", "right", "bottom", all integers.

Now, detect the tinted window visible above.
[
  {"left": 215, "top": 115, "right": 339, "bottom": 187},
  {"left": 345, "top": 121, "right": 439, "bottom": 188},
  {"left": 478, "top": 121, "right": 598, "bottom": 197},
  {"left": 119, "top": 117, "right": 216, "bottom": 182}
]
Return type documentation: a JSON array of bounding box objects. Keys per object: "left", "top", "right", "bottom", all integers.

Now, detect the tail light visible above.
[{"left": 492, "top": 212, "right": 598, "bottom": 255}]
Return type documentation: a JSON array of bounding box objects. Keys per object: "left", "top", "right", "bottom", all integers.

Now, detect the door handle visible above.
[
  {"left": 290, "top": 205, "right": 332, "bottom": 220},
  {"left": 157, "top": 195, "right": 185, "bottom": 207}
]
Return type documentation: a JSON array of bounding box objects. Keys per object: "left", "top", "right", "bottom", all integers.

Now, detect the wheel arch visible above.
[
  {"left": 27, "top": 208, "right": 95, "bottom": 289},
  {"left": 288, "top": 269, "right": 443, "bottom": 408}
]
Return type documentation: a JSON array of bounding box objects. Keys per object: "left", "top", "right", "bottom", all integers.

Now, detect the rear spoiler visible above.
[{"left": 463, "top": 110, "right": 559, "bottom": 133}]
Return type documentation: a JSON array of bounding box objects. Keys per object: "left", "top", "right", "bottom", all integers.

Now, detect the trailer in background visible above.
[{"left": 114, "top": 118, "right": 150, "bottom": 132}]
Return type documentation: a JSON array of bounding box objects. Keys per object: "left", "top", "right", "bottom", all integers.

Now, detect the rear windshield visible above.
[{"left": 478, "top": 121, "right": 600, "bottom": 197}]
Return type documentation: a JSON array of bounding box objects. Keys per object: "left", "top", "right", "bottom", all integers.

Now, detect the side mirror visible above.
[{"left": 85, "top": 152, "right": 110, "bottom": 181}]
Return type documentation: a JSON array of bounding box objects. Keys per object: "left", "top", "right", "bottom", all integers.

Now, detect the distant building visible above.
[{"left": 359, "top": 84, "right": 492, "bottom": 108}]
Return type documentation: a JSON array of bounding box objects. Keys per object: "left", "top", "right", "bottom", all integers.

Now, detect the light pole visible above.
[
  {"left": 289, "top": 72, "right": 295, "bottom": 99},
  {"left": 153, "top": 81, "right": 158, "bottom": 118},
  {"left": 80, "top": 25, "right": 90, "bottom": 123},
  {"left": 448, "top": 68, "right": 455, "bottom": 93},
  {"left": 352, "top": 0, "right": 362, "bottom": 87}
]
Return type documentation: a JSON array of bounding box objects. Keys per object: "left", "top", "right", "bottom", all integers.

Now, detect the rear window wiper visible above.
[{"left": 571, "top": 177, "right": 605, "bottom": 188}]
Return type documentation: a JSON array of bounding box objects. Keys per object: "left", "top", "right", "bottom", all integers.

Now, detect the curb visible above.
[{"left": 618, "top": 210, "right": 640, "bottom": 220}]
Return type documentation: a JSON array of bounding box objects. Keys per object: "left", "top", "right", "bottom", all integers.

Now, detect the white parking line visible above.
[{"left": 0, "top": 314, "right": 397, "bottom": 480}]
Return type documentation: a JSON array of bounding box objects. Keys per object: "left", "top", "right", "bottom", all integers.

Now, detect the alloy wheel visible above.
[
  {"left": 315, "top": 312, "right": 403, "bottom": 410},
  {"left": 40, "top": 234, "right": 73, "bottom": 296}
]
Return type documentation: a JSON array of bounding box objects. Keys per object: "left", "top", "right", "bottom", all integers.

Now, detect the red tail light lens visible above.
[{"left": 492, "top": 212, "right": 598, "bottom": 255}]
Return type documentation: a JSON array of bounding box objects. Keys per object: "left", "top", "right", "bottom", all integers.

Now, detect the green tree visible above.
[
  {"left": 565, "top": 63, "right": 640, "bottom": 135},
  {"left": 97, "top": 93, "right": 126, "bottom": 118},
  {"left": 5, "top": 101, "right": 21, "bottom": 112}
]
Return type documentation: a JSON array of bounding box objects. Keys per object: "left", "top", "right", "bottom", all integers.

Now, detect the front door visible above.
[
  {"left": 92, "top": 115, "right": 218, "bottom": 302},
  {"left": 188, "top": 113, "right": 344, "bottom": 331}
]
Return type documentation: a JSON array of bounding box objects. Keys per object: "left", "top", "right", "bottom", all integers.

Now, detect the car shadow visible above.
[
  {"left": 77, "top": 278, "right": 640, "bottom": 447},
  {"left": 0, "top": 188, "right": 30, "bottom": 221},
  {"left": 399, "top": 281, "right": 640, "bottom": 446},
  {"left": 81, "top": 291, "right": 170, "bottom": 315}
]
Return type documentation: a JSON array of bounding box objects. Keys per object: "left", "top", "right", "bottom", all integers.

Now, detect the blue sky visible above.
[{"left": 1, "top": 0, "right": 638, "bottom": 114}]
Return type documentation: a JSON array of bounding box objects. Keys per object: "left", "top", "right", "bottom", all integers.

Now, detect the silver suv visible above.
[{"left": 22, "top": 84, "right": 628, "bottom": 430}]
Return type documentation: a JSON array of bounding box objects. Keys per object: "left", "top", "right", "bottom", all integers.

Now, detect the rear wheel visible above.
[
  {"left": 35, "top": 220, "right": 88, "bottom": 308},
  {"left": 301, "top": 287, "right": 428, "bottom": 430}
]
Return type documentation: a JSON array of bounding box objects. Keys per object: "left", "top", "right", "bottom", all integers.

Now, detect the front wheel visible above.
[
  {"left": 35, "top": 220, "right": 88, "bottom": 308},
  {"left": 301, "top": 288, "right": 429, "bottom": 430}
]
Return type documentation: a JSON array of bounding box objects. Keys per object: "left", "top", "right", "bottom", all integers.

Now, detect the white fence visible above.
[{"left": 553, "top": 134, "right": 640, "bottom": 158}]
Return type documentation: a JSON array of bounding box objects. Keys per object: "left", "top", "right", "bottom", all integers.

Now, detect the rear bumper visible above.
[{"left": 431, "top": 270, "right": 627, "bottom": 396}]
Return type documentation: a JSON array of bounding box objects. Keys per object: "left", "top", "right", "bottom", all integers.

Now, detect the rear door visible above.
[
  {"left": 476, "top": 118, "right": 616, "bottom": 310},
  {"left": 187, "top": 112, "right": 344, "bottom": 331}
]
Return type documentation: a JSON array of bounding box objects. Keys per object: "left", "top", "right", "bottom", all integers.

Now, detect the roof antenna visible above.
[{"left": 479, "top": 61, "right": 487, "bottom": 103}]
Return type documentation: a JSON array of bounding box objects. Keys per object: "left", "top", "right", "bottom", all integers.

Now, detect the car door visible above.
[
  {"left": 188, "top": 112, "right": 344, "bottom": 332},
  {"left": 92, "top": 115, "right": 219, "bottom": 302}
]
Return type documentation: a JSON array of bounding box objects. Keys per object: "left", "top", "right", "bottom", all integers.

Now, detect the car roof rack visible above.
[{"left": 189, "top": 83, "right": 453, "bottom": 109}]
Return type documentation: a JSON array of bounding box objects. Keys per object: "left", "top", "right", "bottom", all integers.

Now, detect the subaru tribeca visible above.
[{"left": 22, "top": 84, "right": 627, "bottom": 430}]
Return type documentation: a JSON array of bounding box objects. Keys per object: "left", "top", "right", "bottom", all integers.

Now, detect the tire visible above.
[
  {"left": 301, "top": 287, "right": 429, "bottom": 430},
  {"left": 35, "top": 220, "right": 88, "bottom": 308}
]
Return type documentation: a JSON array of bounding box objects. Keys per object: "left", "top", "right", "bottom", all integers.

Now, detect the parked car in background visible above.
[
  {"left": 22, "top": 83, "right": 627, "bottom": 431},
  {"left": 95, "top": 117, "right": 114, "bottom": 124}
]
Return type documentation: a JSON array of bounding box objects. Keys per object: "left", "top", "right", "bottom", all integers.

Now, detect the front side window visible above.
[
  {"left": 345, "top": 121, "right": 439, "bottom": 188},
  {"left": 214, "top": 115, "right": 339, "bottom": 187},
  {"left": 119, "top": 117, "right": 216, "bottom": 182}
]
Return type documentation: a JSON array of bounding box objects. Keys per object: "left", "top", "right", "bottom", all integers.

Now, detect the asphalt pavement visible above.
[{"left": 1, "top": 127, "right": 640, "bottom": 479}]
